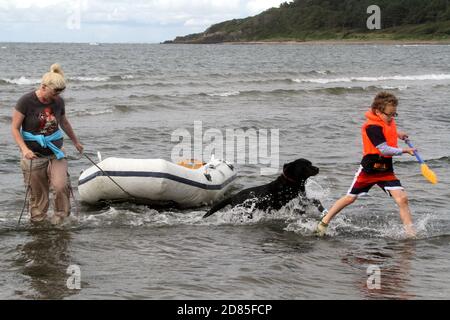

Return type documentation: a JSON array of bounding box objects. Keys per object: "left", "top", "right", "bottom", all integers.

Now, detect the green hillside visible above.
[{"left": 165, "top": 0, "right": 450, "bottom": 43}]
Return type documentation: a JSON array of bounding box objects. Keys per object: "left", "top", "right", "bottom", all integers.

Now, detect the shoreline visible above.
[{"left": 215, "top": 39, "right": 450, "bottom": 45}]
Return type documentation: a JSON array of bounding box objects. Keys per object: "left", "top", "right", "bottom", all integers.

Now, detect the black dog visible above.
[{"left": 203, "top": 158, "right": 326, "bottom": 218}]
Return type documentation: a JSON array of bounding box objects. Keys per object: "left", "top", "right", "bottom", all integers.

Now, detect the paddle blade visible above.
[{"left": 420, "top": 163, "right": 438, "bottom": 184}]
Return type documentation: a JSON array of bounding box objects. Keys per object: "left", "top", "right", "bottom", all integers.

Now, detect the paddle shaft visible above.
[{"left": 405, "top": 139, "right": 424, "bottom": 164}]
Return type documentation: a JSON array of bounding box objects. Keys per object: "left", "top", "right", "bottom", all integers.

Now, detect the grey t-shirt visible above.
[{"left": 15, "top": 91, "right": 65, "bottom": 156}]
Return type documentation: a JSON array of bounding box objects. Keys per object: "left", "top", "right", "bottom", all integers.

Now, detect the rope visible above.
[
  {"left": 18, "top": 159, "right": 32, "bottom": 226},
  {"left": 81, "top": 152, "right": 137, "bottom": 201},
  {"left": 67, "top": 171, "right": 79, "bottom": 217}
]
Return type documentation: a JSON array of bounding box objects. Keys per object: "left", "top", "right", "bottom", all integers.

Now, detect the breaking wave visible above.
[
  {"left": 292, "top": 74, "right": 450, "bottom": 84},
  {"left": 0, "top": 74, "right": 136, "bottom": 85}
]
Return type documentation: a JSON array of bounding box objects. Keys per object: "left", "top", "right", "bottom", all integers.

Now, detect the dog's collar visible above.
[{"left": 282, "top": 171, "right": 299, "bottom": 184}]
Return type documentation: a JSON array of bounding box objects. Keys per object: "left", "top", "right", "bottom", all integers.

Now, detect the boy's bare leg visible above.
[
  {"left": 316, "top": 195, "right": 357, "bottom": 235},
  {"left": 322, "top": 195, "right": 357, "bottom": 224},
  {"left": 389, "top": 189, "right": 416, "bottom": 237}
]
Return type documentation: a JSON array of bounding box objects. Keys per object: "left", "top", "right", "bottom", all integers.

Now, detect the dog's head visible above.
[{"left": 282, "top": 158, "right": 319, "bottom": 183}]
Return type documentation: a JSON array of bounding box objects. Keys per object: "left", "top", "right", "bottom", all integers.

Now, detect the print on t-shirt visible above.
[{"left": 38, "top": 107, "right": 58, "bottom": 135}]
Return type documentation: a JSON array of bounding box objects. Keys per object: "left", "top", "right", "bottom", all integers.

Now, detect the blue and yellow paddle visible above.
[{"left": 405, "top": 139, "right": 438, "bottom": 184}]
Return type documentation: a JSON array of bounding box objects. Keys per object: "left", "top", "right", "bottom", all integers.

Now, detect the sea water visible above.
[{"left": 0, "top": 43, "right": 449, "bottom": 299}]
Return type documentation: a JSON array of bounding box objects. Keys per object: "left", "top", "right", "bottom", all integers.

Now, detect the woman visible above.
[
  {"left": 316, "top": 92, "right": 417, "bottom": 238},
  {"left": 11, "top": 64, "right": 83, "bottom": 224}
]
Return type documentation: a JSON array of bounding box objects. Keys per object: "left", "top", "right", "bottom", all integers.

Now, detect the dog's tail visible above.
[{"left": 203, "top": 197, "right": 233, "bottom": 218}]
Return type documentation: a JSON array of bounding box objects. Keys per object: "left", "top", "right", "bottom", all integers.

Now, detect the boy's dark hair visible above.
[{"left": 371, "top": 91, "right": 398, "bottom": 113}]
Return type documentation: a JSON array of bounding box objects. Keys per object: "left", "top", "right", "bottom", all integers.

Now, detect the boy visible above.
[{"left": 316, "top": 92, "right": 416, "bottom": 237}]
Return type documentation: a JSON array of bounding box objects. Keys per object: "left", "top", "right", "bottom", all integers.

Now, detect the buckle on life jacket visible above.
[{"left": 373, "top": 162, "right": 388, "bottom": 171}]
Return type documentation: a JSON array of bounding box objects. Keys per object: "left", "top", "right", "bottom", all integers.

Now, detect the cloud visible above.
[
  {"left": 246, "top": 0, "right": 287, "bottom": 15},
  {"left": 0, "top": 0, "right": 289, "bottom": 42},
  {"left": 184, "top": 18, "right": 219, "bottom": 27}
]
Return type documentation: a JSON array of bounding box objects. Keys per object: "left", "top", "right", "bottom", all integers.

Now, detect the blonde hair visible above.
[{"left": 41, "top": 63, "right": 66, "bottom": 90}]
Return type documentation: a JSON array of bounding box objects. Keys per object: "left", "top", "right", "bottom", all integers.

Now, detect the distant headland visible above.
[{"left": 163, "top": 0, "right": 450, "bottom": 44}]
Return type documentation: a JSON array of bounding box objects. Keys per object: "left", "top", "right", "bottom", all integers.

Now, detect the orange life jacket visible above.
[{"left": 361, "top": 110, "right": 398, "bottom": 157}]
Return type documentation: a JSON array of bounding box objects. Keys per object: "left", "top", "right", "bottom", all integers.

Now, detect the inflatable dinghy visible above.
[{"left": 78, "top": 155, "right": 237, "bottom": 207}]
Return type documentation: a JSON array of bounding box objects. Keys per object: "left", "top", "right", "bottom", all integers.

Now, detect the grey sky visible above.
[{"left": 0, "top": 0, "right": 288, "bottom": 43}]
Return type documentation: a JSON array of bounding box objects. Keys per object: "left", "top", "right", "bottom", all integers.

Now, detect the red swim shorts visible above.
[{"left": 347, "top": 166, "right": 403, "bottom": 197}]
